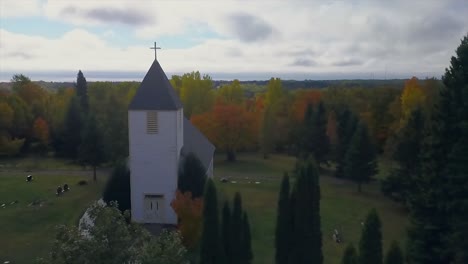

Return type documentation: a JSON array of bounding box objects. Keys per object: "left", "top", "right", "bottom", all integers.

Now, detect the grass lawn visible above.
[
  {"left": 0, "top": 172, "right": 105, "bottom": 263},
  {"left": 214, "top": 153, "right": 408, "bottom": 264},
  {"left": 0, "top": 155, "right": 85, "bottom": 171}
]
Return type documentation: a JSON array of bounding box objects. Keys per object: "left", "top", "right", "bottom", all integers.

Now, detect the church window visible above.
[{"left": 147, "top": 111, "right": 158, "bottom": 134}]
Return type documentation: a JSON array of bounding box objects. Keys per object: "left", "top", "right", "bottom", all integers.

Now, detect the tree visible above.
[
  {"left": 192, "top": 101, "right": 257, "bottom": 162},
  {"left": 230, "top": 192, "right": 243, "bottom": 263},
  {"left": 359, "top": 209, "right": 383, "bottom": 264},
  {"left": 0, "top": 102, "right": 14, "bottom": 131},
  {"left": 400, "top": 77, "right": 426, "bottom": 126},
  {"left": 381, "top": 108, "right": 424, "bottom": 204},
  {"left": 199, "top": 179, "right": 224, "bottom": 264},
  {"left": 102, "top": 161, "right": 131, "bottom": 212},
  {"left": 217, "top": 79, "right": 244, "bottom": 104},
  {"left": 221, "top": 201, "right": 232, "bottom": 264},
  {"left": 344, "top": 123, "right": 377, "bottom": 192},
  {"left": 139, "top": 230, "right": 188, "bottom": 264},
  {"left": 260, "top": 106, "right": 275, "bottom": 158},
  {"left": 242, "top": 212, "right": 253, "bottom": 264},
  {"left": 384, "top": 241, "right": 404, "bottom": 264},
  {"left": 178, "top": 152, "right": 207, "bottom": 198},
  {"left": 275, "top": 173, "right": 291, "bottom": 264},
  {"left": 76, "top": 70, "right": 88, "bottom": 112},
  {"left": 341, "top": 244, "right": 358, "bottom": 264},
  {"left": 335, "top": 108, "right": 357, "bottom": 178},
  {"left": 265, "top": 77, "right": 283, "bottom": 110},
  {"left": 32, "top": 117, "right": 50, "bottom": 154},
  {"left": 177, "top": 71, "right": 214, "bottom": 118},
  {"left": 48, "top": 203, "right": 188, "bottom": 264},
  {"left": 60, "top": 96, "right": 83, "bottom": 158},
  {"left": 407, "top": 34, "right": 468, "bottom": 264},
  {"left": 78, "top": 114, "right": 106, "bottom": 181},
  {"left": 171, "top": 191, "right": 203, "bottom": 250},
  {"left": 310, "top": 101, "right": 330, "bottom": 165},
  {"left": 290, "top": 158, "right": 322, "bottom": 264}
]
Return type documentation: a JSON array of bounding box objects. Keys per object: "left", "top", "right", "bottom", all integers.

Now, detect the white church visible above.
[{"left": 128, "top": 58, "right": 215, "bottom": 225}]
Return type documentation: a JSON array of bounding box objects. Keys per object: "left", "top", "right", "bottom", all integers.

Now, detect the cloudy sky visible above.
[{"left": 1, "top": 0, "right": 467, "bottom": 81}]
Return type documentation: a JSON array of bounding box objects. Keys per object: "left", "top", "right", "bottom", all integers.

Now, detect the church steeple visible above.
[{"left": 128, "top": 60, "right": 182, "bottom": 110}]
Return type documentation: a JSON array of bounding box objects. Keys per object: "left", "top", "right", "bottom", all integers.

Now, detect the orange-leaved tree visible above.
[
  {"left": 32, "top": 117, "right": 50, "bottom": 148},
  {"left": 171, "top": 191, "right": 203, "bottom": 249},
  {"left": 192, "top": 100, "right": 258, "bottom": 162}
]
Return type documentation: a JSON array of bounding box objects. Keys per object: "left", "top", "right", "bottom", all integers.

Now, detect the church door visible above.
[{"left": 144, "top": 195, "right": 164, "bottom": 223}]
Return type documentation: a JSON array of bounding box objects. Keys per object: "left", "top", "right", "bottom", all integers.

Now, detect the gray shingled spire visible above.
[{"left": 129, "top": 60, "right": 182, "bottom": 110}]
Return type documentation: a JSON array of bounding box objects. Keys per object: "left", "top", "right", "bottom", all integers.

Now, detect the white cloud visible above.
[{"left": 0, "top": 0, "right": 43, "bottom": 18}]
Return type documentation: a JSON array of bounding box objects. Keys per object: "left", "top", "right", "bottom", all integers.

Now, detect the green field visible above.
[
  {"left": 215, "top": 154, "right": 408, "bottom": 264},
  {"left": 0, "top": 154, "right": 407, "bottom": 263},
  {"left": 0, "top": 172, "right": 105, "bottom": 263}
]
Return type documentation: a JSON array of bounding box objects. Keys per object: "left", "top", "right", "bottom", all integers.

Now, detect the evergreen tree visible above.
[
  {"left": 407, "top": 34, "right": 468, "bottom": 264},
  {"left": 359, "top": 209, "right": 383, "bottom": 264},
  {"left": 341, "top": 244, "right": 358, "bottom": 264},
  {"left": 230, "top": 192, "right": 243, "bottom": 263},
  {"left": 79, "top": 114, "right": 106, "bottom": 182},
  {"left": 260, "top": 106, "right": 275, "bottom": 159},
  {"left": 384, "top": 241, "right": 403, "bottom": 264},
  {"left": 199, "top": 179, "right": 224, "bottom": 264},
  {"left": 61, "top": 96, "right": 83, "bottom": 159},
  {"left": 102, "top": 161, "right": 131, "bottom": 211},
  {"left": 335, "top": 108, "right": 357, "bottom": 178},
  {"left": 241, "top": 212, "right": 253, "bottom": 264},
  {"left": 221, "top": 201, "right": 232, "bottom": 264},
  {"left": 178, "top": 152, "right": 206, "bottom": 198},
  {"left": 76, "top": 70, "right": 88, "bottom": 112},
  {"left": 299, "top": 102, "right": 329, "bottom": 164},
  {"left": 275, "top": 173, "right": 291, "bottom": 264},
  {"left": 344, "top": 123, "right": 377, "bottom": 192},
  {"left": 381, "top": 108, "right": 424, "bottom": 204},
  {"left": 290, "top": 158, "right": 322, "bottom": 264},
  {"left": 311, "top": 101, "right": 330, "bottom": 165}
]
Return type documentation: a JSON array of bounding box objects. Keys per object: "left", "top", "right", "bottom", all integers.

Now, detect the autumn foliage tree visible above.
[
  {"left": 32, "top": 117, "right": 50, "bottom": 154},
  {"left": 192, "top": 100, "right": 257, "bottom": 162},
  {"left": 171, "top": 191, "right": 203, "bottom": 250}
]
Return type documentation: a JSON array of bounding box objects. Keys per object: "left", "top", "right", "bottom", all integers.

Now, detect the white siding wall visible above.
[{"left": 128, "top": 110, "right": 180, "bottom": 225}]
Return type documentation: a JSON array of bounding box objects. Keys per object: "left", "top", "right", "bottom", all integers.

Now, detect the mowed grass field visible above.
[
  {"left": 214, "top": 153, "right": 408, "bottom": 264},
  {"left": 0, "top": 172, "right": 105, "bottom": 263}
]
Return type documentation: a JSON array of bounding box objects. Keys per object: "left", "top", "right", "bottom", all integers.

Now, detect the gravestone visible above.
[
  {"left": 56, "top": 186, "right": 63, "bottom": 196},
  {"left": 63, "top": 183, "right": 69, "bottom": 192},
  {"left": 26, "top": 175, "right": 33, "bottom": 182}
]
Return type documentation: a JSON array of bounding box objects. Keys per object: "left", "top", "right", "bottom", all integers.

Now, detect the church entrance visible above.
[{"left": 144, "top": 194, "right": 164, "bottom": 223}]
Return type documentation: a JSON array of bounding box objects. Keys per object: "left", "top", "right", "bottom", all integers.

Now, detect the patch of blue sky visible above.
[{"left": 0, "top": 17, "right": 75, "bottom": 38}]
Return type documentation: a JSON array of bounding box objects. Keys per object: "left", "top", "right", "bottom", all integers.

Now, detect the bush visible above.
[{"left": 103, "top": 161, "right": 131, "bottom": 211}]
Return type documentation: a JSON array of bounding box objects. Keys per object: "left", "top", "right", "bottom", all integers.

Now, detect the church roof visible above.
[
  {"left": 182, "top": 118, "right": 215, "bottom": 171},
  {"left": 129, "top": 60, "right": 182, "bottom": 110}
]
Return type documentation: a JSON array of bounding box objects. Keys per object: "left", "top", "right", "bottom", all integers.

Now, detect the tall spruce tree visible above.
[
  {"left": 241, "top": 212, "right": 253, "bottom": 264},
  {"left": 76, "top": 70, "right": 88, "bottom": 113},
  {"left": 341, "top": 244, "right": 358, "bottom": 264},
  {"left": 407, "top": 34, "right": 468, "bottom": 264},
  {"left": 102, "top": 161, "right": 131, "bottom": 211},
  {"left": 199, "top": 179, "right": 224, "bottom": 264},
  {"left": 384, "top": 241, "right": 404, "bottom": 264},
  {"left": 61, "top": 96, "right": 83, "bottom": 159},
  {"left": 230, "top": 192, "right": 243, "bottom": 263},
  {"left": 311, "top": 102, "right": 330, "bottom": 165},
  {"left": 79, "top": 114, "right": 106, "bottom": 182},
  {"left": 290, "top": 158, "right": 322, "bottom": 264},
  {"left": 381, "top": 108, "right": 424, "bottom": 204},
  {"left": 359, "top": 209, "right": 383, "bottom": 264},
  {"left": 335, "top": 108, "right": 357, "bottom": 178},
  {"left": 275, "top": 173, "right": 291, "bottom": 264},
  {"left": 344, "top": 122, "right": 377, "bottom": 192},
  {"left": 178, "top": 152, "right": 206, "bottom": 198},
  {"left": 221, "top": 201, "right": 232, "bottom": 264}
]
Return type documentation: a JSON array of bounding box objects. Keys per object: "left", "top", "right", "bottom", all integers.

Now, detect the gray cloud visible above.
[
  {"left": 226, "top": 47, "right": 243, "bottom": 57},
  {"left": 332, "top": 58, "right": 364, "bottom": 67},
  {"left": 290, "top": 58, "right": 317, "bottom": 67},
  {"left": 61, "top": 6, "right": 152, "bottom": 26},
  {"left": 228, "top": 13, "right": 274, "bottom": 42},
  {"left": 6, "top": 52, "right": 33, "bottom": 59}
]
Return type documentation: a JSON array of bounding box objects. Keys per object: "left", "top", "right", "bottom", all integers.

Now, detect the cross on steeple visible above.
[{"left": 150, "top": 42, "right": 161, "bottom": 61}]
